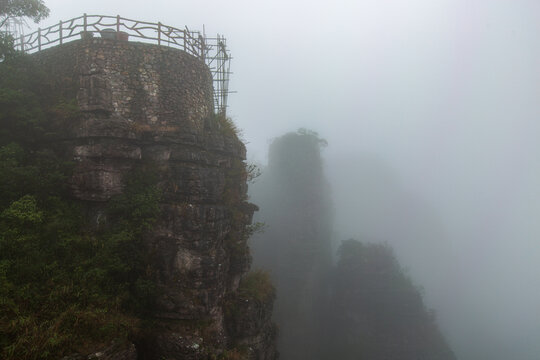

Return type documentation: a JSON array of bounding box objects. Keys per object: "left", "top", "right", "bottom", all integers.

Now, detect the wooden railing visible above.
[{"left": 14, "top": 14, "right": 232, "bottom": 114}]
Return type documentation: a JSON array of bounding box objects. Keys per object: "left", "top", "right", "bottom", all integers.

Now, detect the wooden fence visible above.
[{"left": 14, "top": 14, "right": 232, "bottom": 115}]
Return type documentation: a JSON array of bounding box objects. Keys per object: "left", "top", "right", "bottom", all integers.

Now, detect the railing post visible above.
[
  {"left": 59, "top": 20, "right": 63, "bottom": 44},
  {"left": 38, "top": 28, "right": 41, "bottom": 51},
  {"left": 158, "top": 22, "right": 161, "bottom": 46},
  {"left": 116, "top": 15, "right": 120, "bottom": 32},
  {"left": 183, "top": 29, "right": 186, "bottom": 52},
  {"left": 83, "top": 13, "right": 87, "bottom": 32},
  {"left": 20, "top": 34, "right": 24, "bottom": 51}
]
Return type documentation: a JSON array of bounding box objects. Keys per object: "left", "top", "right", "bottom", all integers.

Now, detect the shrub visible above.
[
  {"left": 0, "top": 55, "right": 161, "bottom": 359},
  {"left": 237, "top": 270, "right": 275, "bottom": 303}
]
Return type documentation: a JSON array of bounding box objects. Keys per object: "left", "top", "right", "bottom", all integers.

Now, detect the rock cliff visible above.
[
  {"left": 32, "top": 38, "right": 276, "bottom": 360},
  {"left": 250, "top": 131, "right": 332, "bottom": 360}
]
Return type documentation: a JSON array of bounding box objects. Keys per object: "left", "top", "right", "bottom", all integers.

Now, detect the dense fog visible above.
[{"left": 34, "top": 1, "right": 540, "bottom": 359}]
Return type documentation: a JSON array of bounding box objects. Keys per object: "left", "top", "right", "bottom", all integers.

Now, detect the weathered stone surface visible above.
[
  {"left": 226, "top": 295, "right": 278, "bottom": 360},
  {"left": 33, "top": 38, "right": 276, "bottom": 359}
]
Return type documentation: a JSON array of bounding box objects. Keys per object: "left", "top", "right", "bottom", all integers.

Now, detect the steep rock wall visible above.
[{"left": 33, "top": 38, "right": 276, "bottom": 360}]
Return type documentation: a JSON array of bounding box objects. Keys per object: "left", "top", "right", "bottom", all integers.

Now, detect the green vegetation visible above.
[
  {"left": 0, "top": 54, "right": 161, "bottom": 359},
  {"left": 214, "top": 112, "right": 242, "bottom": 139},
  {"left": 224, "top": 270, "right": 275, "bottom": 335},
  {"left": 237, "top": 270, "right": 275, "bottom": 303},
  {"left": 218, "top": 347, "right": 249, "bottom": 360},
  {"left": 1, "top": 0, "right": 50, "bottom": 60},
  {"left": 0, "top": 0, "right": 50, "bottom": 26}
]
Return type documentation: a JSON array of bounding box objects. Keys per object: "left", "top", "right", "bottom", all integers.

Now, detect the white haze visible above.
[{"left": 37, "top": 1, "right": 540, "bottom": 359}]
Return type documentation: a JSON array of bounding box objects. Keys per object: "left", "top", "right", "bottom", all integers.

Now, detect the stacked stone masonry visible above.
[{"left": 33, "top": 38, "right": 276, "bottom": 360}]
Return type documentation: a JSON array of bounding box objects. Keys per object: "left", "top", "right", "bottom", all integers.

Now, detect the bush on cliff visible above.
[
  {"left": 0, "top": 54, "right": 161, "bottom": 359},
  {"left": 237, "top": 270, "right": 275, "bottom": 303}
]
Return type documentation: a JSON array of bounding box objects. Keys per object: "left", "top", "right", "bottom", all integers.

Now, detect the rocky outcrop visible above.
[
  {"left": 250, "top": 131, "right": 332, "bottom": 360},
  {"left": 225, "top": 294, "right": 277, "bottom": 360},
  {"left": 33, "top": 38, "right": 276, "bottom": 359}
]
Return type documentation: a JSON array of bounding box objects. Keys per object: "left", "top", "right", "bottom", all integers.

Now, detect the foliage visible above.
[
  {"left": 245, "top": 221, "right": 266, "bottom": 238},
  {"left": 214, "top": 112, "right": 242, "bottom": 139},
  {"left": 0, "top": 0, "right": 50, "bottom": 60},
  {"left": 219, "top": 347, "right": 248, "bottom": 360},
  {"left": 107, "top": 168, "right": 161, "bottom": 234},
  {"left": 237, "top": 270, "right": 275, "bottom": 303},
  {"left": 266, "top": 129, "right": 329, "bottom": 196},
  {"left": 0, "top": 59, "right": 43, "bottom": 139},
  {"left": 0, "top": 168, "right": 161, "bottom": 359},
  {"left": 245, "top": 162, "right": 262, "bottom": 183},
  {"left": 0, "top": 0, "right": 50, "bottom": 27},
  {"left": 296, "top": 128, "right": 328, "bottom": 147},
  {"left": 0, "top": 54, "right": 161, "bottom": 359},
  {"left": 0, "top": 56, "right": 75, "bottom": 208},
  {"left": 222, "top": 157, "right": 260, "bottom": 270},
  {"left": 0, "top": 33, "right": 15, "bottom": 60}
]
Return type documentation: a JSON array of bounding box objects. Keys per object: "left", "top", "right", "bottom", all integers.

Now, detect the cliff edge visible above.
[{"left": 31, "top": 38, "right": 276, "bottom": 360}]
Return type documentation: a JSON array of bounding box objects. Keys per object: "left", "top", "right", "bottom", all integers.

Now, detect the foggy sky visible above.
[{"left": 32, "top": 1, "right": 540, "bottom": 359}]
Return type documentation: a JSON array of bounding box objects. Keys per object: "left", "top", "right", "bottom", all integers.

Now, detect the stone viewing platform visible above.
[{"left": 15, "top": 14, "right": 231, "bottom": 115}]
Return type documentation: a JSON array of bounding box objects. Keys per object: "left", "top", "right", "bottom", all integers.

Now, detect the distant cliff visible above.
[
  {"left": 325, "top": 240, "right": 456, "bottom": 360},
  {"left": 250, "top": 130, "right": 333, "bottom": 359},
  {"left": 249, "top": 130, "right": 455, "bottom": 360},
  {"left": 1, "top": 38, "right": 276, "bottom": 359}
]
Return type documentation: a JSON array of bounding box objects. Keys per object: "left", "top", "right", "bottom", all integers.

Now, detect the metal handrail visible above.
[{"left": 14, "top": 14, "right": 231, "bottom": 115}]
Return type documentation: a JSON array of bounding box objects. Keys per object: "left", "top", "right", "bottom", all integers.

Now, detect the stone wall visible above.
[{"left": 33, "top": 38, "right": 276, "bottom": 360}]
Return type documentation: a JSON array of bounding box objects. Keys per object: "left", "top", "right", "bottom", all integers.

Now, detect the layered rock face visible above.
[
  {"left": 33, "top": 38, "right": 276, "bottom": 359},
  {"left": 250, "top": 132, "right": 332, "bottom": 360}
]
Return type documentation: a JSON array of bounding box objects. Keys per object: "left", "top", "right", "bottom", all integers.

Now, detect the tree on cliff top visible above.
[
  {"left": 0, "top": 0, "right": 49, "bottom": 27},
  {"left": 0, "top": 0, "right": 49, "bottom": 59}
]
